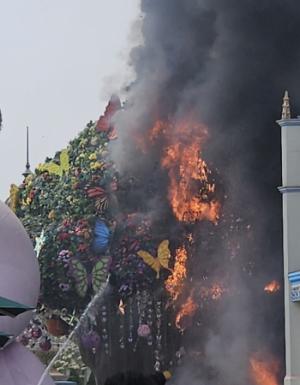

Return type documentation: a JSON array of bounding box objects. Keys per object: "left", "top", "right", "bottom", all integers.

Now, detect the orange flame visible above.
[
  {"left": 149, "top": 120, "right": 166, "bottom": 142},
  {"left": 159, "top": 119, "right": 220, "bottom": 223},
  {"left": 199, "top": 283, "right": 226, "bottom": 301},
  {"left": 250, "top": 355, "right": 280, "bottom": 385},
  {"left": 186, "top": 233, "right": 194, "bottom": 244},
  {"left": 210, "top": 283, "right": 225, "bottom": 300},
  {"left": 175, "top": 293, "right": 198, "bottom": 332},
  {"left": 165, "top": 246, "right": 188, "bottom": 302},
  {"left": 264, "top": 280, "right": 280, "bottom": 294}
]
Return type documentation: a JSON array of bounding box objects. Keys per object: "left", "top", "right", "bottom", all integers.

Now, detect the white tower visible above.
[{"left": 278, "top": 91, "right": 300, "bottom": 385}]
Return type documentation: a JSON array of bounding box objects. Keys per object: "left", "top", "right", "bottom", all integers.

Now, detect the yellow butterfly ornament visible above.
[
  {"left": 137, "top": 240, "right": 172, "bottom": 279},
  {"left": 39, "top": 149, "right": 70, "bottom": 177},
  {"left": 7, "top": 184, "right": 19, "bottom": 212}
]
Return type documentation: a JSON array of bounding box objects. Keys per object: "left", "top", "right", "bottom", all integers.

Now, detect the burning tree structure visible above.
[
  {"left": 9, "top": 98, "right": 226, "bottom": 381},
  {"left": 9, "top": 94, "right": 282, "bottom": 385}
]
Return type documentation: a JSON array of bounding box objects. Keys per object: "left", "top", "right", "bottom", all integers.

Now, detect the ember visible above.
[
  {"left": 210, "top": 283, "right": 225, "bottom": 300},
  {"left": 250, "top": 355, "right": 280, "bottom": 385},
  {"left": 264, "top": 280, "right": 280, "bottom": 294}
]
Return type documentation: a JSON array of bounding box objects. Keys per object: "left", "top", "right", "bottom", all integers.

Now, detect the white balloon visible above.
[
  {"left": 0, "top": 342, "right": 54, "bottom": 385},
  {"left": 0, "top": 201, "right": 40, "bottom": 337}
]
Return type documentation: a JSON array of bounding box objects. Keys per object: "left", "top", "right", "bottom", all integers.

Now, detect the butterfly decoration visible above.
[
  {"left": 68, "top": 258, "right": 109, "bottom": 298},
  {"left": 96, "top": 95, "right": 121, "bottom": 132},
  {"left": 137, "top": 240, "right": 172, "bottom": 279},
  {"left": 118, "top": 238, "right": 139, "bottom": 255},
  {"left": 95, "top": 196, "right": 109, "bottom": 213},
  {"left": 34, "top": 229, "right": 46, "bottom": 258},
  {"left": 7, "top": 184, "right": 19, "bottom": 212},
  {"left": 87, "top": 187, "right": 106, "bottom": 199},
  {"left": 93, "top": 220, "right": 111, "bottom": 253},
  {"left": 39, "top": 149, "right": 70, "bottom": 177}
]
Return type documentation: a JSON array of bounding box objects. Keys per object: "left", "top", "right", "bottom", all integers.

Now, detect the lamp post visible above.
[{"left": 23, "top": 126, "right": 32, "bottom": 178}]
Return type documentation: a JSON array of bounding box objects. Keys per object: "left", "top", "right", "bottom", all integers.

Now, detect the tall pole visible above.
[
  {"left": 277, "top": 91, "right": 300, "bottom": 385},
  {"left": 23, "top": 126, "right": 32, "bottom": 178}
]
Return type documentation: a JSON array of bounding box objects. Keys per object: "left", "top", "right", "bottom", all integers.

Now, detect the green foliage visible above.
[
  {"left": 15, "top": 122, "right": 117, "bottom": 311},
  {"left": 53, "top": 340, "right": 88, "bottom": 382}
]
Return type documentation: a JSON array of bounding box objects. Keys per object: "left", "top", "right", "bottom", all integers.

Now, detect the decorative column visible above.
[{"left": 278, "top": 91, "right": 300, "bottom": 385}]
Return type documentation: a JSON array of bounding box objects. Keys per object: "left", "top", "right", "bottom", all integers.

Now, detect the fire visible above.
[
  {"left": 264, "top": 280, "right": 280, "bottom": 294},
  {"left": 250, "top": 355, "right": 280, "bottom": 385},
  {"left": 175, "top": 293, "right": 198, "bottom": 332},
  {"left": 149, "top": 120, "right": 166, "bottom": 142},
  {"left": 137, "top": 117, "right": 220, "bottom": 224},
  {"left": 165, "top": 246, "right": 188, "bottom": 301},
  {"left": 199, "top": 283, "right": 226, "bottom": 301},
  {"left": 135, "top": 133, "right": 148, "bottom": 154},
  {"left": 186, "top": 233, "right": 194, "bottom": 244},
  {"left": 210, "top": 283, "right": 225, "bottom": 300},
  {"left": 159, "top": 119, "right": 220, "bottom": 223}
]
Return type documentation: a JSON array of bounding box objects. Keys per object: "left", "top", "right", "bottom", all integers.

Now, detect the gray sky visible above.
[{"left": 0, "top": 0, "right": 140, "bottom": 200}]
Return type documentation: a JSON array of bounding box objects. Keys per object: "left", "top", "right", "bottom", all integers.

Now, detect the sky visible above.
[{"left": 0, "top": 0, "right": 140, "bottom": 200}]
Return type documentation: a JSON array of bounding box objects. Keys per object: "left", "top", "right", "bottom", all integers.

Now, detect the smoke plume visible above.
[{"left": 109, "top": 1, "right": 300, "bottom": 383}]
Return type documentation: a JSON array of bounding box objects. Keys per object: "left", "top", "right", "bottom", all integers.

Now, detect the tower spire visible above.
[
  {"left": 282, "top": 90, "right": 291, "bottom": 119},
  {"left": 23, "top": 126, "right": 32, "bottom": 178}
]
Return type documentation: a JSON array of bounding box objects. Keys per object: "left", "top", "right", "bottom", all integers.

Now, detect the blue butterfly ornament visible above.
[{"left": 93, "top": 220, "right": 111, "bottom": 253}]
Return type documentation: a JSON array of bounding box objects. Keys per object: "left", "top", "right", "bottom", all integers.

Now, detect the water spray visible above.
[{"left": 36, "top": 282, "right": 110, "bottom": 385}]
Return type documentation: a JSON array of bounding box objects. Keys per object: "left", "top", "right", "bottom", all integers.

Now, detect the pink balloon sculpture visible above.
[{"left": 0, "top": 201, "right": 54, "bottom": 384}]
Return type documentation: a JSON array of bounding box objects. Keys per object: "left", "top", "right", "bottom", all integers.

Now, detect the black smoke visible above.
[{"left": 109, "top": 1, "right": 300, "bottom": 384}]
